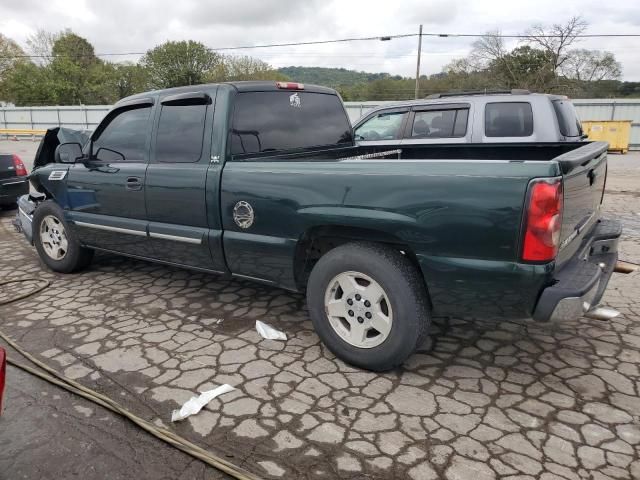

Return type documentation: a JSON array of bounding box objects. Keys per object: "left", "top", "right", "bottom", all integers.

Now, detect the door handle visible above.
[{"left": 126, "top": 176, "right": 142, "bottom": 191}]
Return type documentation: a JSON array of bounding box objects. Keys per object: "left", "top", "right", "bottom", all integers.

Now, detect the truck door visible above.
[
  {"left": 66, "top": 99, "right": 153, "bottom": 257},
  {"left": 145, "top": 89, "right": 226, "bottom": 272}
]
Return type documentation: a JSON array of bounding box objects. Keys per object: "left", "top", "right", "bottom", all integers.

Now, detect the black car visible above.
[{"left": 0, "top": 153, "right": 29, "bottom": 208}]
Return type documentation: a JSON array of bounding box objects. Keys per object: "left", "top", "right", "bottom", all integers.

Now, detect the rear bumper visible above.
[
  {"left": 0, "top": 177, "right": 29, "bottom": 204},
  {"left": 532, "top": 218, "right": 622, "bottom": 322}
]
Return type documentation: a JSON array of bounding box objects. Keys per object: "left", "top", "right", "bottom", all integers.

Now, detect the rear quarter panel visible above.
[{"left": 221, "top": 159, "right": 560, "bottom": 318}]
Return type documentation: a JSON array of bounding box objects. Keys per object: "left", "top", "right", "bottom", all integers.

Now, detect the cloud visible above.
[
  {"left": 0, "top": 0, "right": 638, "bottom": 80},
  {"left": 181, "top": 0, "right": 328, "bottom": 27}
]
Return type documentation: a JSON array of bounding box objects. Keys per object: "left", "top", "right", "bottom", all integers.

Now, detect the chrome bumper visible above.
[{"left": 533, "top": 218, "right": 622, "bottom": 322}]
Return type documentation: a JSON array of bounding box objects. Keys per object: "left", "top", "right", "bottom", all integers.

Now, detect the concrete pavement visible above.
[
  {"left": 0, "top": 140, "right": 638, "bottom": 478},
  {"left": 0, "top": 364, "right": 230, "bottom": 480}
]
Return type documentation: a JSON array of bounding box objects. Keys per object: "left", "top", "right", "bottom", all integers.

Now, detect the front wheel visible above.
[
  {"left": 306, "top": 242, "right": 430, "bottom": 371},
  {"left": 32, "top": 200, "right": 93, "bottom": 273}
]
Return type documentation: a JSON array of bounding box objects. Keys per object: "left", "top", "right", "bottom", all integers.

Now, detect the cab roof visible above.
[{"left": 115, "top": 81, "right": 337, "bottom": 106}]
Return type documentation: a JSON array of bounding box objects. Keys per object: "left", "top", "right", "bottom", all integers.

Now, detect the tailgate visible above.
[{"left": 555, "top": 142, "right": 608, "bottom": 264}]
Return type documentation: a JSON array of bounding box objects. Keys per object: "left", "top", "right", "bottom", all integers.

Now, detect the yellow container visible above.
[{"left": 582, "top": 120, "right": 632, "bottom": 154}]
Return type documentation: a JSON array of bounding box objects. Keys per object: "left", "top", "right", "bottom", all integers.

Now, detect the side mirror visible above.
[{"left": 55, "top": 143, "right": 83, "bottom": 164}]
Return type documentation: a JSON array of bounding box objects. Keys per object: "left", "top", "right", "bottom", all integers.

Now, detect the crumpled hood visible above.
[{"left": 33, "top": 127, "right": 91, "bottom": 170}]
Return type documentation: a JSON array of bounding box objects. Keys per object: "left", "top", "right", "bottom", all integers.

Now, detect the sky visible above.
[{"left": 1, "top": 0, "right": 639, "bottom": 80}]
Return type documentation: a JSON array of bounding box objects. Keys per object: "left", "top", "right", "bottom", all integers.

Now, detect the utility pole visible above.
[{"left": 414, "top": 24, "right": 423, "bottom": 99}]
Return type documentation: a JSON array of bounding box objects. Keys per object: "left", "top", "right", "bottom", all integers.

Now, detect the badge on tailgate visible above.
[{"left": 48, "top": 170, "right": 67, "bottom": 181}]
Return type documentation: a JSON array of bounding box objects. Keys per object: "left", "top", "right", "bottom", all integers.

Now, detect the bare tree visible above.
[
  {"left": 468, "top": 31, "right": 526, "bottom": 87},
  {"left": 468, "top": 30, "right": 510, "bottom": 70},
  {"left": 561, "top": 49, "right": 622, "bottom": 82},
  {"left": 524, "top": 16, "right": 588, "bottom": 74},
  {"left": 26, "top": 28, "right": 64, "bottom": 66}
]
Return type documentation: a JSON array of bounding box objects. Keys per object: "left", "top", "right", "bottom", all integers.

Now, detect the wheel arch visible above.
[{"left": 293, "top": 224, "right": 432, "bottom": 309}]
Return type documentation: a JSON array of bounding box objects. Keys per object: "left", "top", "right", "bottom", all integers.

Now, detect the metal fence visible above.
[
  {"left": 0, "top": 106, "right": 110, "bottom": 132},
  {"left": 2, "top": 99, "right": 640, "bottom": 149}
]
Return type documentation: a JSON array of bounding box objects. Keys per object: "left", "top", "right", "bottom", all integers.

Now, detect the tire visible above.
[
  {"left": 32, "top": 200, "right": 93, "bottom": 273},
  {"left": 306, "top": 242, "right": 430, "bottom": 371}
]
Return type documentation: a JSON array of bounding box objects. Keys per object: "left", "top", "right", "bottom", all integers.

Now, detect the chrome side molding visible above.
[
  {"left": 149, "top": 231, "right": 202, "bottom": 245},
  {"left": 74, "top": 221, "right": 147, "bottom": 237}
]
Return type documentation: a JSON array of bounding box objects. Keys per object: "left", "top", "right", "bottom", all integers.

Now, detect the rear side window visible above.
[
  {"left": 156, "top": 104, "right": 207, "bottom": 163},
  {"left": 231, "top": 91, "right": 353, "bottom": 156},
  {"left": 485, "top": 102, "right": 533, "bottom": 137},
  {"left": 411, "top": 108, "right": 469, "bottom": 138},
  {"left": 93, "top": 107, "right": 151, "bottom": 161},
  {"left": 552, "top": 100, "right": 583, "bottom": 137}
]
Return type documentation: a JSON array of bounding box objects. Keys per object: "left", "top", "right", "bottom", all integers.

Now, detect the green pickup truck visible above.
[{"left": 17, "top": 81, "right": 621, "bottom": 371}]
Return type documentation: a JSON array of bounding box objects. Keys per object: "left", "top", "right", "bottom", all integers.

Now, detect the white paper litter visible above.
[
  {"left": 171, "top": 384, "right": 235, "bottom": 422},
  {"left": 255, "top": 320, "right": 287, "bottom": 341}
]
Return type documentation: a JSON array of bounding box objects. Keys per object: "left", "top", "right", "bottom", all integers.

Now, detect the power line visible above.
[{"left": 1, "top": 30, "right": 640, "bottom": 60}]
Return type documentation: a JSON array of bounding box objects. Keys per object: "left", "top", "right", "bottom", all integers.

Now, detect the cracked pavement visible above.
[
  {"left": 0, "top": 363, "right": 230, "bottom": 480},
  {"left": 0, "top": 144, "right": 639, "bottom": 479}
]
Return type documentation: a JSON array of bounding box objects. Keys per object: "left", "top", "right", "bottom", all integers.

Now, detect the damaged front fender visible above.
[{"left": 33, "top": 127, "right": 91, "bottom": 170}]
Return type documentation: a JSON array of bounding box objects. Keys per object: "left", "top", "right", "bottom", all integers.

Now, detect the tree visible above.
[
  {"left": 0, "top": 34, "right": 27, "bottom": 84},
  {"left": 210, "top": 55, "right": 287, "bottom": 82},
  {"left": 141, "top": 41, "right": 222, "bottom": 89},
  {"left": 45, "top": 32, "right": 104, "bottom": 104},
  {"left": 489, "top": 46, "right": 555, "bottom": 90},
  {"left": 467, "top": 30, "right": 510, "bottom": 71},
  {"left": 108, "top": 62, "right": 150, "bottom": 98},
  {"left": 51, "top": 32, "right": 99, "bottom": 68},
  {"left": 440, "top": 17, "right": 623, "bottom": 96},
  {"left": 561, "top": 49, "right": 622, "bottom": 82},
  {"left": 524, "top": 16, "right": 588, "bottom": 74},
  {"left": 26, "top": 28, "right": 64, "bottom": 66},
  {"left": 1, "top": 62, "right": 56, "bottom": 105}
]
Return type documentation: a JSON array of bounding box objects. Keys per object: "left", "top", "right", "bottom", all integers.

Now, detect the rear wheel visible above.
[
  {"left": 33, "top": 201, "right": 93, "bottom": 273},
  {"left": 306, "top": 242, "right": 430, "bottom": 371}
]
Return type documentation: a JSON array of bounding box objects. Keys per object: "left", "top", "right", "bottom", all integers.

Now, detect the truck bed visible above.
[
  {"left": 222, "top": 140, "right": 608, "bottom": 319},
  {"left": 233, "top": 141, "right": 599, "bottom": 164},
  {"left": 234, "top": 140, "right": 607, "bottom": 268}
]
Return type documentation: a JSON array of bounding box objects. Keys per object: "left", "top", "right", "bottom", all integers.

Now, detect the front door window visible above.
[{"left": 355, "top": 112, "right": 407, "bottom": 141}]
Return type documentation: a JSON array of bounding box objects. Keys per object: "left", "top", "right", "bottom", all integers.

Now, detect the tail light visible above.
[
  {"left": 522, "top": 178, "right": 563, "bottom": 262},
  {"left": 276, "top": 81, "right": 304, "bottom": 90},
  {"left": 12, "top": 154, "right": 27, "bottom": 176}
]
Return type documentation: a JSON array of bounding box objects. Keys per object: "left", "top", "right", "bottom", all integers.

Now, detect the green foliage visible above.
[
  {"left": 0, "top": 33, "right": 27, "bottom": 86},
  {"left": 211, "top": 56, "right": 288, "bottom": 82},
  {"left": 107, "top": 63, "right": 151, "bottom": 99},
  {"left": 2, "top": 62, "right": 56, "bottom": 105},
  {"left": 51, "top": 33, "right": 98, "bottom": 68},
  {"left": 0, "top": 23, "right": 636, "bottom": 106},
  {"left": 0, "top": 33, "right": 288, "bottom": 105},
  {"left": 278, "top": 67, "right": 398, "bottom": 88},
  {"left": 141, "top": 41, "right": 223, "bottom": 89},
  {"left": 487, "top": 46, "right": 555, "bottom": 90}
]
